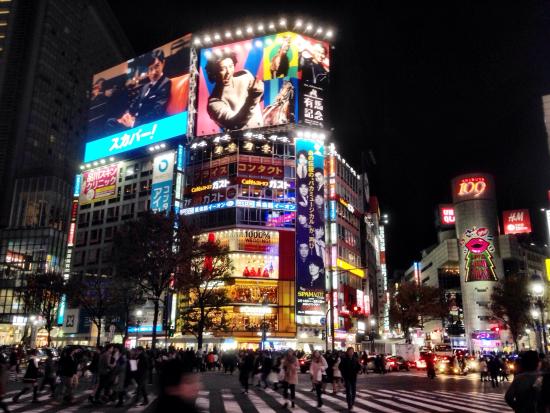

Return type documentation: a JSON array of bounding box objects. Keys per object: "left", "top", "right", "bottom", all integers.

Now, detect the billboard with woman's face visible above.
[{"left": 196, "top": 32, "right": 330, "bottom": 136}]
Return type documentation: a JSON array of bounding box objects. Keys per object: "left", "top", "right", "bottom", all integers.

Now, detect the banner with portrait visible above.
[
  {"left": 295, "top": 139, "right": 326, "bottom": 315},
  {"left": 196, "top": 32, "right": 330, "bottom": 136},
  {"left": 86, "top": 35, "right": 191, "bottom": 152}
]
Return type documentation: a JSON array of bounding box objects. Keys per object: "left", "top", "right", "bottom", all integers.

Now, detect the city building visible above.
[
  {"left": 61, "top": 20, "right": 385, "bottom": 350},
  {"left": 0, "top": 0, "right": 132, "bottom": 345}
]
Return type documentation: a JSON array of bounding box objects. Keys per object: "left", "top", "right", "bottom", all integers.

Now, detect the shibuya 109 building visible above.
[{"left": 60, "top": 22, "right": 385, "bottom": 350}]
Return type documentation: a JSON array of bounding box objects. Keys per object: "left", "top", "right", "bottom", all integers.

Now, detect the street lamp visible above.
[{"left": 530, "top": 276, "right": 548, "bottom": 354}]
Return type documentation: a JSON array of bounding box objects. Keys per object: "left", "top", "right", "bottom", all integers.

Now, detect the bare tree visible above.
[
  {"left": 113, "top": 211, "right": 191, "bottom": 349},
  {"left": 67, "top": 274, "right": 117, "bottom": 346},
  {"left": 176, "top": 239, "right": 233, "bottom": 349},
  {"left": 389, "top": 281, "right": 449, "bottom": 342},
  {"left": 19, "top": 271, "right": 65, "bottom": 346},
  {"left": 490, "top": 274, "right": 531, "bottom": 351}
]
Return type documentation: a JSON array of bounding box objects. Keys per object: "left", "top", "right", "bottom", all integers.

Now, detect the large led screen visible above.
[
  {"left": 85, "top": 35, "right": 191, "bottom": 162},
  {"left": 197, "top": 32, "right": 329, "bottom": 136}
]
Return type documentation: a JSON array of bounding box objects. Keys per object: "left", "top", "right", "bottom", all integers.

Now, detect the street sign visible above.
[{"left": 320, "top": 317, "right": 326, "bottom": 326}]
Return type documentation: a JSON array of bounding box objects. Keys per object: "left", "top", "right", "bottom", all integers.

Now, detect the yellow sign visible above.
[
  {"left": 546, "top": 258, "right": 550, "bottom": 282},
  {"left": 337, "top": 258, "right": 364, "bottom": 278},
  {"left": 191, "top": 184, "right": 212, "bottom": 193}
]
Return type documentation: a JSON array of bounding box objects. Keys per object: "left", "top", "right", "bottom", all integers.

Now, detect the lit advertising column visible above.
[{"left": 452, "top": 173, "right": 503, "bottom": 350}]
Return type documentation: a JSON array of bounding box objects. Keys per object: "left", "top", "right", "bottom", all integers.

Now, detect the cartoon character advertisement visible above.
[{"left": 460, "top": 227, "right": 498, "bottom": 282}]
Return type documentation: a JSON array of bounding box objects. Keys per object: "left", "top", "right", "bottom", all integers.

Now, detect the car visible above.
[
  {"left": 386, "top": 356, "right": 410, "bottom": 372},
  {"left": 299, "top": 355, "right": 311, "bottom": 373}
]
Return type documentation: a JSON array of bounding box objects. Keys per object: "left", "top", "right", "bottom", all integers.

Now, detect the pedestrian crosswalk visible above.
[
  {"left": 197, "top": 386, "right": 510, "bottom": 413},
  {"left": 1, "top": 382, "right": 512, "bottom": 412}
]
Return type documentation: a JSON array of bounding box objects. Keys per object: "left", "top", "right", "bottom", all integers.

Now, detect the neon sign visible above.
[
  {"left": 439, "top": 205, "right": 455, "bottom": 226},
  {"left": 457, "top": 176, "right": 487, "bottom": 198}
]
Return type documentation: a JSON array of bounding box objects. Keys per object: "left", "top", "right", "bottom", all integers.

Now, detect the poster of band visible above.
[
  {"left": 86, "top": 35, "right": 191, "bottom": 143},
  {"left": 197, "top": 32, "right": 329, "bottom": 136},
  {"left": 295, "top": 139, "right": 326, "bottom": 316},
  {"left": 79, "top": 164, "right": 119, "bottom": 205}
]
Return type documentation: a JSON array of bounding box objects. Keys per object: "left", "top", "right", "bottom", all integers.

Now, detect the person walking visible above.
[
  {"left": 479, "top": 357, "right": 488, "bottom": 382},
  {"left": 113, "top": 347, "right": 128, "bottom": 407},
  {"left": 13, "top": 349, "right": 41, "bottom": 404},
  {"left": 488, "top": 356, "right": 501, "bottom": 388},
  {"left": 0, "top": 354, "right": 10, "bottom": 412},
  {"left": 332, "top": 351, "right": 343, "bottom": 394},
  {"left": 426, "top": 353, "right": 436, "bottom": 379},
  {"left": 340, "top": 347, "right": 362, "bottom": 412},
  {"left": 8, "top": 348, "right": 18, "bottom": 382},
  {"left": 260, "top": 351, "right": 273, "bottom": 389},
  {"left": 133, "top": 347, "right": 149, "bottom": 406},
  {"left": 310, "top": 350, "right": 328, "bottom": 408},
  {"left": 39, "top": 350, "right": 56, "bottom": 397},
  {"left": 59, "top": 348, "right": 79, "bottom": 404},
  {"left": 90, "top": 345, "right": 115, "bottom": 404},
  {"left": 238, "top": 350, "right": 254, "bottom": 395},
  {"left": 281, "top": 349, "right": 299, "bottom": 409}
]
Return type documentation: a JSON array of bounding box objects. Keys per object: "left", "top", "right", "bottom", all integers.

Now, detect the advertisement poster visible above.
[
  {"left": 79, "top": 164, "right": 119, "bottom": 205},
  {"left": 295, "top": 138, "right": 326, "bottom": 315},
  {"left": 503, "top": 209, "right": 532, "bottom": 234},
  {"left": 150, "top": 151, "right": 175, "bottom": 212},
  {"left": 196, "top": 32, "right": 329, "bottom": 136},
  {"left": 460, "top": 226, "right": 498, "bottom": 282},
  {"left": 85, "top": 36, "right": 191, "bottom": 160}
]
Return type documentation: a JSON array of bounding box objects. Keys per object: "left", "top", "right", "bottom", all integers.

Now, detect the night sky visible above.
[{"left": 108, "top": 1, "right": 550, "bottom": 272}]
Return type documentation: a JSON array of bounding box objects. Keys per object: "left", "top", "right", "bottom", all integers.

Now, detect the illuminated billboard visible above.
[
  {"left": 150, "top": 151, "right": 175, "bottom": 212},
  {"left": 452, "top": 173, "right": 495, "bottom": 203},
  {"left": 79, "top": 164, "right": 119, "bottom": 205},
  {"left": 502, "top": 209, "right": 532, "bottom": 234},
  {"left": 460, "top": 227, "right": 497, "bottom": 282},
  {"left": 84, "top": 36, "right": 191, "bottom": 161},
  {"left": 438, "top": 204, "right": 455, "bottom": 226},
  {"left": 196, "top": 32, "right": 329, "bottom": 136},
  {"left": 295, "top": 138, "right": 326, "bottom": 316}
]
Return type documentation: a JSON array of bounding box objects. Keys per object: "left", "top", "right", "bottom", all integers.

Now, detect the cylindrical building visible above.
[{"left": 452, "top": 173, "right": 503, "bottom": 351}]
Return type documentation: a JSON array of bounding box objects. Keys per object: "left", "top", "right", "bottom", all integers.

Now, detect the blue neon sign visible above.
[
  {"left": 83, "top": 111, "right": 188, "bottom": 162},
  {"left": 73, "top": 175, "right": 81, "bottom": 197},
  {"left": 128, "top": 325, "right": 162, "bottom": 333}
]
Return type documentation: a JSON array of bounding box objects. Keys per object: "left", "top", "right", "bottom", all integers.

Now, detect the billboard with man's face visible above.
[
  {"left": 84, "top": 35, "right": 191, "bottom": 162},
  {"left": 196, "top": 32, "right": 330, "bottom": 136}
]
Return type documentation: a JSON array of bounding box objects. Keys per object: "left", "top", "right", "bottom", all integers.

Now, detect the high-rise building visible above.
[{"left": 0, "top": 0, "right": 132, "bottom": 345}]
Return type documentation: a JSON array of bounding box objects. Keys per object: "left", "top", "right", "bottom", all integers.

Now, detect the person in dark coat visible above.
[
  {"left": 339, "top": 347, "right": 362, "bottom": 411},
  {"left": 239, "top": 350, "right": 255, "bottom": 394},
  {"left": 488, "top": 356, "right": 501, "bottom": 388},
  {"left": 260, "top": 352, "right": 273, "bottom": 389},
  {"left": 39, "top": 350, "right": 56, "bottom": 397},
  {"left": 155, "top": 359, "right": 201, "bottom": 413},
  {"left": 59, "top": 348, "right": 79, "bottom": 404},
  {"left": 13, "top": 349, "right": 40, "bottom": 404},
  {"left": 133, "top": 347, "right": 150, "bottom": 406}
]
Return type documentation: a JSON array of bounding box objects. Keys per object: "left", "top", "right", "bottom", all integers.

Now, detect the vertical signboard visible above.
[
  {"left": 295, "top": 139, "right": 325, "bottom": 315},
  {"left": 150, "top": 151, "right": 175, "bottom": 212}
]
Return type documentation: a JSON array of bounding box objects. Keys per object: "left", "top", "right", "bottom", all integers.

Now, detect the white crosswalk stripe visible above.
[{"left": 0, "top": 384, "right": 513, "bottom": 413}]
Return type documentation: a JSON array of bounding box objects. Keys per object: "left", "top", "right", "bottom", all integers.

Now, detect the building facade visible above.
[{"left": 0, "top": 0, "right": 132, "bottom": 345}]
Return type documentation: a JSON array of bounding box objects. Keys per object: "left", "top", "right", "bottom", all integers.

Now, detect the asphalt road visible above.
[{"left": 2, "top": 369, "right": 512, "bottom": 412}]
